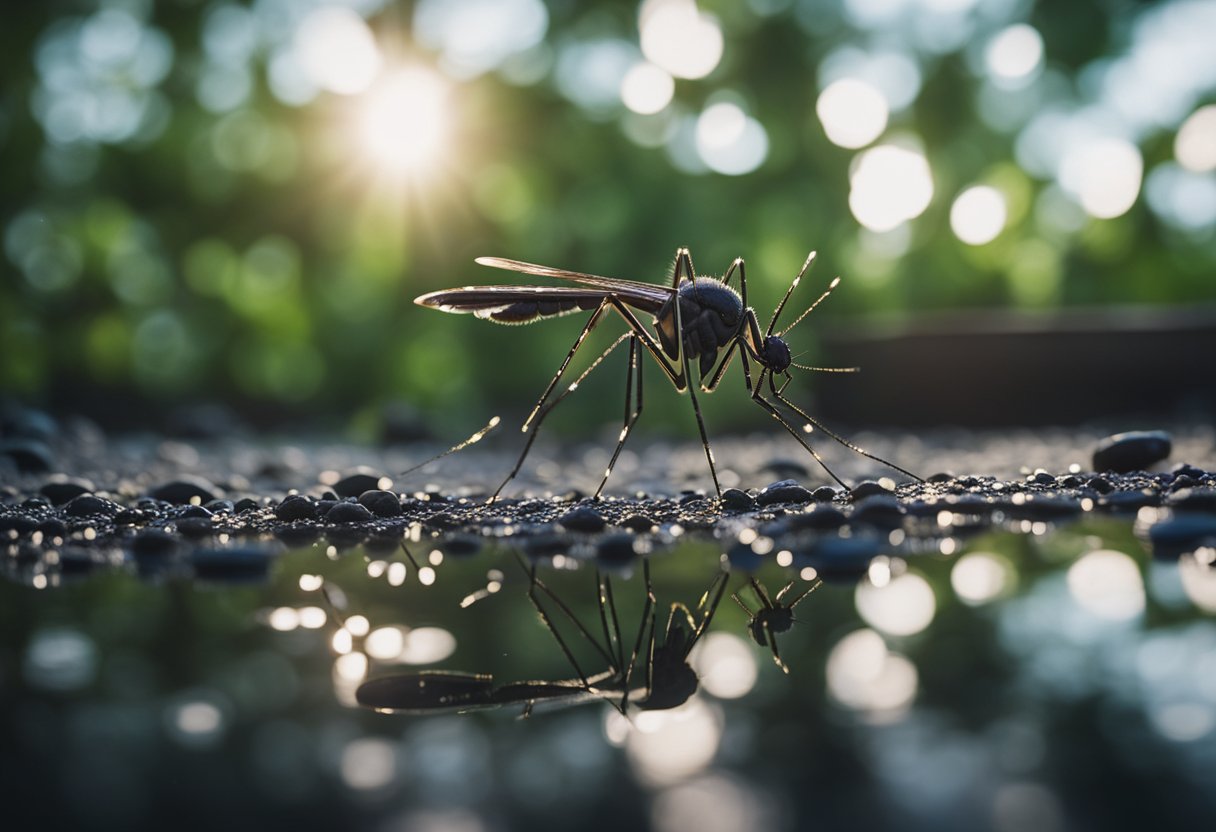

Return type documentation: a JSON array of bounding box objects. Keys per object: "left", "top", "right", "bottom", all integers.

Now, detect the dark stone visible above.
[
  {"left": 176, "top": 516, "right": 215, "bottom": 537},
  {"left": 333, "top": 470, "right": 385, "bottom": 498},
  {"left": 130, "top": 529, "right": 178, "bottom": 558},
  {"left": 1030, "top": 472, "right": 1056, "bottom": 486},
  {"left": 314, "top": 499, "right": 338, "bottom": 517},
  {"left": 148, "top": 476, "right": 219, "bottom": 505},
  {"left": 719, "top": 488, "right": 755, "bottom": 512},
  {"left": 320, "top": 490, "right": 339, "bottom": 502},
  {"left": 620, "top": 514, "right": 657, "bottom": 532},
  {"left": 22, "top": 497, "right": 50, "bottom": 510},
  {"left": 757, "top": 479, "right": 813, "bottom": 507},
  {"left": 114, "top": 509, "right": 147, "bottom": 525},
  {"left": 0, "top": 439, "right": 54, "bottom": 472},
  {"left": 850, "top": 495, "right": 905, "bottom": 528},
  {"left": 233, "top": 497, "right": 260, "bottom": 513},
  {"left": 1173, "top": 463, "right": 1208, "bottom": 479},
  {"left": 37, "top": 519, "right": 67, "bottom": 538},
  {"left": 0, "top": 515, "right": 37, "bottom": 535},
  {"left": 1060, "top": 475, "right": 1083, "bottom": 488},
  {"left": 785, "top": 506, "right": 847, "bottom": 531},
  {"left": 63, "top": 494, "right": 119, "bottom": 518},
  {"left": 850, "top": 480, "right": 893, "bottom": 500},
  {"left": 1093, "top": 430, "right": 1172, "bottom": 473},
  {"left": 596, "top": 532, "right": 638, "bottom": 564},
  {"left": 192, "top": 546, "right": 275, "bottom": 581},
  {"left": 275, "top": 525, "right": 322, "bottom": 546},
  {"left": 179, "top": 505, "right": 213, "bottom": 519},
  {"left": 927, "top": 472, "right": 955, "bottom": 483},
  {"left": 1147, "top": 515, "right": 1216, "bottom": 559},
  {"left": 812, "top": 486, "right": 840, "bottom": 502},
  {"left": 1168, "top": 488, "right": 1216, "bottom": 512},
  {"left": 1086, "top": 476, "right": 1114, "bottom": 494},
  {"left": 1170, "top": 475, "right": 1198, "bottom": 492},
  {"left": 205, "top": 499, "right": 235, "bottom": 514},
  {"left": 39, "top": 478, "right": 94, "bottom": 505},
  {"left": 275, "top": 495, "right": 316, "bottom": 521},
  {"left": 359, "top": 489, "right": 402, "bottom": 518},
  {"left": 326, "top": 501, "right": 374, "bottom": 524},
  {"left": 559, "top": 506, "right": 607, "bottom": 533}
]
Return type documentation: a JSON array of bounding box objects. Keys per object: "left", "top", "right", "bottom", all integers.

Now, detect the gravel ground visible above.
[{"left": 3, "top": 405, "right": 1215, "bottom": 581}]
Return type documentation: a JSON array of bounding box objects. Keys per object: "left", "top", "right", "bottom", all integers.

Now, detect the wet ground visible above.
[{"left": 3, "top": 412, "right": 1216, "bottom": 831}]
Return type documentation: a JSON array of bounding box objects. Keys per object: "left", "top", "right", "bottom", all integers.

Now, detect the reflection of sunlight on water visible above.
[
  {"left": 399, "top": 627, "right": 458, "bottom": 664},
  {"left": 606, "top": 697, "right": 723, "bottom": 786},
  {"left": 985, "top": 24, "right": 1044, "bottom": 88},
  {"left": 23, "top": 626, "right": 98, "bottom": 691},
  {"left": 1179, "top": 549, "right": 1216, "bottom": 613},
  {"left": 268, "top": 606, "right": 300, "bottom": 632},
  {"left": 690, "top": 632, "right": 758, "bottom": 699},
  {"left": 816, "top": 78, "right": 888, "bottom": 149},
  {"left": 855, "top": 571, "right": 936, "bottom": 636},
  {"left": 950, "top": 185, "right": 1007, "bottom": 245},
  {"left": 652, "top": 772, "right": 772, "bottom": 832},
  {"left": 952, "top": 551, "right": 1014, "bottom": 605},
  {"left": 640, "top": 0, "right": 723, "bottom": 81},
  {"left": 826, "top": 629, "right": 918, "bottom": 722},
  {"left": 1066, "top": 549, "right": 1145, "bottom": 621},
  {"left": 366, "top": 626, "right": 406, "bottom": 659},
  {"left": 340, "top": 737, "right": 397, "bottom": 791},
  {"left": 848, "top": 143, "right": 934, "bottom": 232},
  {"left": 167, "top": 698, "right": 226, "bottom": 748},
  {"left": 294, "top": 6, "right": 380, "bottom": 95}
]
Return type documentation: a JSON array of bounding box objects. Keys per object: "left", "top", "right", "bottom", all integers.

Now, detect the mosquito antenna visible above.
[
  {"left": 779, "top": 276, "right": 840, "bottom": 338},
  {"left": 399, "top": 416, "right": 501, "bottom": 478},
  {"left": 789, "top": 363, "right": 859, "bottom": 373},
  {"left": 766, "top": 251, "right": 817, "bottom": 337}
]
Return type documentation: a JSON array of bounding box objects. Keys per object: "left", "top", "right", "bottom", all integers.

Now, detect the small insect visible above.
[
  {"left": 732, "top": 576, "right": 823, "bottom": 673},
  {"left": 416, "top": 249, "right": 918, "bottom": 501},
  {"left": 355, "top": 561, "right": 728, "bottom": 717}
]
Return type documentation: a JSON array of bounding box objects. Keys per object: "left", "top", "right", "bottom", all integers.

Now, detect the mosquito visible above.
[
  {"left": 354, "top": 560, "right": 728, "bottom": 717},
  {"left": 732, "top": 576, "right": 822, "bottom": 674},
  {"left": 415, "top": 248, "right": 919, "bottom": 501}
]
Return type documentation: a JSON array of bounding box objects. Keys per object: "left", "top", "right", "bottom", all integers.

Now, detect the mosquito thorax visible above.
[{"left": 761, "top": 335, "right": 792, "bottom": 372}]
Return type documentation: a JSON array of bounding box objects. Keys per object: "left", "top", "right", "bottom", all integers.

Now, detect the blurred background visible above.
[{"left": 3, "top": 0, "right": 1216, "bottom": 435}]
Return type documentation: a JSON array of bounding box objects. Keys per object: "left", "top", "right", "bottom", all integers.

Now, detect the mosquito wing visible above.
[
  {"left": 475, "top": 257, "right": 674, "bottom": 307},
  {"left": 415, "top": 286, "right": 621, "bottom": 325}
]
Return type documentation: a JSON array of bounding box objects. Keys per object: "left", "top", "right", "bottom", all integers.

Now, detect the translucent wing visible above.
[
  {"left": 415, "top": 286, "right": 619, "bottom": 325},
  {"left": 475, "top": 257, "right": 675, "bottom": 306}
]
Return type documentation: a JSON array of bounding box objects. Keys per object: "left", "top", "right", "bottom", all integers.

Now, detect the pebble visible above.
[
  {"left": 359, "top": 489, "right": 403, "bottom": 518},
  {"left": 233, "top": 497, "right": 260, "bottom": 513},
  {"left": 0, "top": 439, "right": 54, "bottom": 472},
  {"left": 1093, "top": 430, "right": 1172, "bottom": 473},
  {"left": 326, "top": 502, "right": 374, "bottom": 524},
  {"left": 114, "top": 509, "right": 147, "bottom": 525},
  {"left": 812, "top": 486, "right": 840, "bottom": 502},
  {"left": 850, "top": 480, "right": 893, "bottom": 500},
  {"left": 192, "top": 547, "right": 275, "bottom": 581},
  {"left": 149, "top": 476, "right": 219, "bottom": 505},
  {"left": 850, "top": 495, "right": 905, "bottom": 528},
  {"left": 621, "top": 515, "right": 658, "bottom": 533},
  {"left": 1168, "top": 488, "right": 1216, "bottom": 512},
  {"left": 275, "top": 495, "right": 316, "bottom": 521},
  {"left": 179, "top": 505, "right": 213, "bottom": 519},
  {"left": 63, "top": 494, "right": 119, "bottom": 518},
  {"left": 558, "top": 506, "right": 607, "bottom": 533},
  {"left": 1086, "top": 476, "right": 1114, "bottom": 494},
  {"left": 596, "top": 533, "right": 638, "bottom": 564},
  {"left": 176, "top": 516, "right": 215, "bottom": 537},
  {"left": 130, "top": 529, "right": 178, "bottom": 558},
  {"left": 927, "top": 472, "right": 956, "bottom": 484},
  {"left": 784, "top": 506, "right": 847, "bottom": 531},
  {"left": 756, "top": 480, "right": 813, "bottom": 507},
  {"left": 205, "top": 499, "right": 235, "bottom": 514},
  {"left": 333, "top": 471, "right": 385, "bottom": 499},
  {"left": 39, "top": 478, "right": 95, "bottom": 505},
  {"left": 719, "top": 488, "right": 755, "bottom": 512}
]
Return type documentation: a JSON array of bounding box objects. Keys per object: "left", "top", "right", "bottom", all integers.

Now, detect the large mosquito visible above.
[
  {"left": 355, "top": 560, "right": 728, "bottom": 717},
  {"left": 416, "top": 248, "right": 919, "bottom": 501},
  {"left": 732, "top": 576, "right": 822, "bottom": 674}
]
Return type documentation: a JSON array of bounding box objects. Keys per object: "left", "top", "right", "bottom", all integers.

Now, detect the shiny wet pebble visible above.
[{"left": 1093, "top": 430, "right": 1172, "bottom": 473}]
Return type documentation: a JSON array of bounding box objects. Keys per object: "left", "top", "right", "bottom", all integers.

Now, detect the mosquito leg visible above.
[
  {"left": 693, "top": 569, "right": 729, "bottom": 640},
  {"left": 743, "top": 355, "right": 850, "bottom": 488},
  {"left": 627, "top": 559, "right": 658, "bottom": 696},
  {"left": 751, "top": 576, "right": 775, "bottom": 610},
  {"left": 768, "top": 623, "right": 790, "bottom": 674},
  {"left": 522, "top": 563, "right": 591, "bottom": 689},
  {"left": 731, "top": 592, "right": 755, "bottom": 618},
  {"left": 702, "top": 340, "right": 738, "bottom": 393},
  {"left": 595, "top": 335, "right": 644, "bottom": 498},
  {"left": 684, "top": 365, "right": 722, "bottom": 497},
  {"left": 768, "top": 375, "right": 924, "bottom": 483},
  {"left": 786, "top": 579, "right": 823, "bottom": 610},
  {"left": 773, "top": 580, "right": 796, "bottom": 604},
  {"left": 597, "top": 572, "right": 626, "bottom": 673},
  {"left": 490, "top": 310, "right": 627, "bottom": 502}
]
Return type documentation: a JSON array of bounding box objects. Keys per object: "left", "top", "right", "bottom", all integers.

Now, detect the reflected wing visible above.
[
  {"left": 356, "top": 671, "right": 498, "bottom": 714},
  {"left": 475, "top": 257, "right": 674, "bottom": 306},
  {"left": 416, "top": 285, "right": 664, "bottom": 324}
]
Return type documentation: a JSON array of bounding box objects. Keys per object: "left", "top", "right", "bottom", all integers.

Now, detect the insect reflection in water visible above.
[
  {"left": 732, "top": 576, "right": 822, "bottom": 674},
  {"left": 355, "top": 560, "right": 728, "bottom": 717},
  {"left": 415, "top": 249, "right": 920, "bottom": 501}
]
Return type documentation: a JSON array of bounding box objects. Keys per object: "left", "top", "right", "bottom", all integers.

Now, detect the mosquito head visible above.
[{"left": 760, "top": 334, "right": 792, "bottom": 374}]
